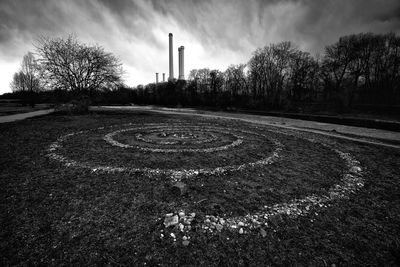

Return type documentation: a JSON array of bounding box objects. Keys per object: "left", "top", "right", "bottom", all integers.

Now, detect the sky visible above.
[{"left": 0, "top": 0, "right": 399, "bottom": 94}]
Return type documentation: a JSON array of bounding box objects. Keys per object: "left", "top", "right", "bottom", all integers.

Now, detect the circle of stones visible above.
[
  {"left": 45, "top": 121, "right": 365, "bottom": 239},
  {"left": 135, "top": 131, "right": 218, "bottom": 145},
  {"left": 46, "top": 122, "right": 283, "bottom": 181},
  {"left": 103, "top": 125, "right": 244, "bottom": 153},
  {"left": 162, "top": 132, "right": 365, "bottom": 241},
  {"left": 192, "top": 144, "right": 364, "bottom": 235}
]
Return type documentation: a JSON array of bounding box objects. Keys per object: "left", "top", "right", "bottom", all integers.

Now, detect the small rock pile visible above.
[
  {"left": 162, "top": 211, "right": 196, "bottom": 246},
  {"left": 201, "top": 214, "right": 267, "bottom": 235}
]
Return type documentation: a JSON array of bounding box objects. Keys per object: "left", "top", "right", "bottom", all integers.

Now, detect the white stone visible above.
[
  {"left": 216, "top": 224, "right": 223, "bottom": 232},
  {"left": 164, "top": 215, "right": 179, "bottom": 227}
]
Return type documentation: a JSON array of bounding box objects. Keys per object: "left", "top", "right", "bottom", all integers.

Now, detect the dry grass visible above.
[{"left": 1, "top": 111, "right": 399, "bottom": 266}]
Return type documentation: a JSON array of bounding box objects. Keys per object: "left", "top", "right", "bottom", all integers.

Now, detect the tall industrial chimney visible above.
[
  {"left": 178, "top": 46, "right": 185, "bottom": 80},
  {"left": 168, "top": 33, "right": 174, "bottom": 81},
  {"left": 162, "top": 73, "right": 165, "bottom": 82},
  {"left": 156, "top": 73, "right": 159, "bottom": 84}
]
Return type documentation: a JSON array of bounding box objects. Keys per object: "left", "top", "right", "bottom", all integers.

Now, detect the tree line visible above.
[
  {"left": 134, "top": 32, "right": 400, "bottom": 113},
  {"left": 6, "top": 32, "right": 400, "bottom": 114}
]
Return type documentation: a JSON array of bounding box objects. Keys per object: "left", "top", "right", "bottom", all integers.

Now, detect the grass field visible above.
[{"left": 1, "top": 111, "right": 399, "bottom": 266}]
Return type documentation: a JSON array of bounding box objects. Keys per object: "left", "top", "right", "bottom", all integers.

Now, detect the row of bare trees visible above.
[
  {"left": 8, "top": 32, "right": 399, "bottom": 113},
  {"left": 322, "top": 32, "right": 400, "bottom": 108},
  {"left": 135, "top": 32, "right": 399, "bottom": 112}
]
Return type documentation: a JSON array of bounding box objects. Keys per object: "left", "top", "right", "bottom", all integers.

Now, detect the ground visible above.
[
  {"left": 1, "top": 110, "right": 399, "bottom": 266},
  {"left": 0, "top": 103, "right": 51, "bottom": 116}
]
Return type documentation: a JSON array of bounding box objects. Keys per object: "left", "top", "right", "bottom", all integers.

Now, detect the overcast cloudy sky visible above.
[{"left": 0, "top": 0, "right": 399, "bottom": 94}]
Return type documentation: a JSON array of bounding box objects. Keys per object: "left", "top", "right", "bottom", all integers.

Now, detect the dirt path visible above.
[
  {"left": 91, "top": 106, "right": 400, "bottom": 149},
  {"left": 0, "top": 109, "right": 54, "bottom": 124}
]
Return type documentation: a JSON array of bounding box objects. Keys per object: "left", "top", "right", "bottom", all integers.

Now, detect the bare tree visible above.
[
  {"left": 188, "top": 68, "right": 211, "bottom": 94},
  {"left": 322, "top": 36, "right": 356, "bottom": 108},
  {"left": 11, "top": 52, "right": 40, "bottom": 92},
  {"left": 35, "top": 35, "right": 123, "bottom": 97},
  {"left": 22, "top": 52, "right": 40, "bottom": 92},
  {"left": 224, "top": 64, "right": 247, "bottom": 104},
  {"left": 10, "top": 71, "right": 26, "bottom": 92},
  {"left": 288, "top": 50, "right": 320, "bottom": 103},
  {"left": 10, "top": 52, "right": 40, "bottom": 106},
  {"left": 209, "top": 70, "right": 224, "bottom": 96},
  {"left": 248, "top": 42, "right": 295, "bottom": 108}
]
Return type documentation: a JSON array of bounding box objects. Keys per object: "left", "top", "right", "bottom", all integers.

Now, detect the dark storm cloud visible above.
[
  {"left": 132, "top": 0, "right": 400, "bottom": 54},
  {"left": 0, "top": 0, "right": 165, "bottom": 59},
  {"left": 289, "top": 0, "right": 400, "bottom": 51},
  {"left": 0, "top": 0, "right": 399, "bottom": 93}
]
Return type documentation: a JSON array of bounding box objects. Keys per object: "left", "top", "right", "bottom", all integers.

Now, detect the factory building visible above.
[
  {"left": 156, "top": 33, "right": 185, "bottom": 83},
  {"left": 178, "top": 46, "right": 184, "bottom": 80},
  {"left": 169, "top": 33, "right": 174, "bottom": 81}
]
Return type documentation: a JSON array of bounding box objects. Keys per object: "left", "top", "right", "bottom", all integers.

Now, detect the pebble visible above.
[
  {"left": 179, "top": 223, "right": 184, "bottom": 232},
  {"left": 164, "top": 215, "right": 179, "bottom": 227},
  {"left": 182, "top": 236, "right": 188, "bottom": 241},
  {"left": 165, "top": 213, "right": 173, "bottom": 217},
  {"left": 238, "top": 222, "right": 245, "bottom": 227},
  {"left": 179, "top": 211, "right": 185, "bottom": 217},
  {"left": 190, "top": 213, "right": 196, "bottom": 217},
  {"left": 216, "top": 224, "right": 223, "bottom": 232},
  {"left": 182, "top": 240, "right": 190, "bottom": 246},
  {"left": 252, "top": 219, "right": 260, "bottom": 224},
  {"left": 350, "top": 166, "right": 361, "bottom": 173},
  {"left": 260, "top": 228, "right": 267, "bottom": 238},
  {"left": 239, "top": 228, "right": 244, "bottom": 234}
]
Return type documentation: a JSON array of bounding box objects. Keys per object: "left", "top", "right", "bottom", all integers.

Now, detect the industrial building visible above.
[{"left": 156, "top": 33, "right": 184, "bottom": 83}]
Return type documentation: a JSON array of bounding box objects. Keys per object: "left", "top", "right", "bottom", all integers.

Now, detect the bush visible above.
[{"left": 54, "top": 96, "right": 91, "bottom": 114}]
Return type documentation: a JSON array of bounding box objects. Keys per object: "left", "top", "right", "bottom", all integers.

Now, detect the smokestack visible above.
[
  {"left": 162, "top": 73, "right": 165, "bottom": 82},
  {"left": 168, "top": 33, "right": 174, "bottom": 81},
  {"left": 178, "top": 46, "right": 185, "bottom": 80},
  {"left": 156, "top": 73, "right": 159, "bottom": 84}
]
